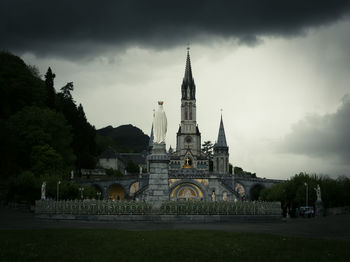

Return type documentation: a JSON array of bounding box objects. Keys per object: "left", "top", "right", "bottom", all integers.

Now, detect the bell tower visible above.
[{"left": 176, "top": 48, "right": 201, "bottom": 157}]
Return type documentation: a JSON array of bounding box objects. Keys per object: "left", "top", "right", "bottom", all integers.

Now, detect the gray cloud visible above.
[
  {"left": 1, "top": 0, "right": 350, "bottom": 58},
  {"left": 281, "top": 95, "right": 350, "bottom": 163}
]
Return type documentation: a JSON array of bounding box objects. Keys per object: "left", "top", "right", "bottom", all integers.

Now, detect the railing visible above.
[
  {"left": 35, "top": 200, "right": 281, "bottom": 216},
  {"left": 35, "top": 200, "right": 152, "bottom": 215},
  {"left": 160, "top": 201, "right": 281, "bottom": 215}
]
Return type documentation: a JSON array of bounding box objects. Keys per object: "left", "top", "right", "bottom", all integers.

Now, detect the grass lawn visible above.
[{"left": 0, "top": 229, "right": 349, "bottom": 262}]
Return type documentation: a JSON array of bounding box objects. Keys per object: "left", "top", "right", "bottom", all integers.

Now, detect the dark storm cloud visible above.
[
  {"left": 281, "top": 96, "right": 350, "bottom": 163},
  {"left": 1, "top": 0, "right": 350, "bottom": 58}
]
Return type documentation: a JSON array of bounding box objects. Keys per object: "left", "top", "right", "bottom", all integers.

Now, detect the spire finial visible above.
[{"left": 187, "top": 42, "right": 190, "bottom": 51}]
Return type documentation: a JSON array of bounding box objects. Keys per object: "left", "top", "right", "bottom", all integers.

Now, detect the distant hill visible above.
[{"left": 97, "top": 124, "right": 149, "bottom": 153}]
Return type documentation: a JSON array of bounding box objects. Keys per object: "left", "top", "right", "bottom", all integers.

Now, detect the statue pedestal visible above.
[
  {"left": 146, "top": 143, "right": 170, "bottom": 209},
  {"left": 315, "top": 200, "right": 324, "bottom": 217}
]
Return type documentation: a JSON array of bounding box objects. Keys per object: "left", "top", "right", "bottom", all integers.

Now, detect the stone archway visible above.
[
  {"left": 108, "top": 184, "right": 125, "bottom": 201},
  {"left": 170, "top": 183, "right": 204, "bottom": 201}
]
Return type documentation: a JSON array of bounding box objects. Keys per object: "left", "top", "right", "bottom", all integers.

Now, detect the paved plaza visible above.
[{"left": 1, "top": 207, "right": 349, "bottom": 241}]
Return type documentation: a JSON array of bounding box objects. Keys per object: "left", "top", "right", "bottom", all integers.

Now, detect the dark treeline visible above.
[
  {"left": 260, "top": 173, "right": 350, "bottom": 214},
  {"left": 0, "top": 52, "right": 97, "bottom": 202}
]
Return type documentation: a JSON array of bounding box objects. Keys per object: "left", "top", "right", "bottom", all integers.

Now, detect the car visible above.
[{"left": 300, "top": 206, "right": 315, "bottom": 218}]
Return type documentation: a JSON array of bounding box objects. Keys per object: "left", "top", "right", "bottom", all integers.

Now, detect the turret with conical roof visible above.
[
  {"left": 215, "top": 115, "right": 228, "bottom": 148},
  {"left": 213, "top": 114, "right": 229, "bottom": 174}
]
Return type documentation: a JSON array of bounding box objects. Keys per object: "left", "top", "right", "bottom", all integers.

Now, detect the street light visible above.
[
  {"left": 96, "top": 192, "right": 101, "bottom": 200},
  {"left": 57, "top": 181, "right": 61, "bottom": 201},
  {"left": 304, "top": 182, "right": 308, "bottom": 207},
  {"left": 79, "top": 187, "right": 84, "bottom": 200}
]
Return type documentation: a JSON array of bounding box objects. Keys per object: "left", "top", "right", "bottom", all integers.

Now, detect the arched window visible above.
[{"left": 185, "top": 103, "right": 188, "bottom": 120}]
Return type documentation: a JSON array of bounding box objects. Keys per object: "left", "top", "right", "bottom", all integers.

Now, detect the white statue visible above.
[
  {"left": 315, "top": 184, "right": 322, "bottom": 201},
  {"left": 70, "top": 170, "right": 74, "bottom": 180},
  {"left": 41, "top": 182, "right": 46, "bottom": 200},
  {"left": 153, "top": 101, "right": 167, "bottom": 143}
]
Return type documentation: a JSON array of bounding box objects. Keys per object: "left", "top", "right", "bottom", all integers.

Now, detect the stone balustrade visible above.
[
  {"left": 35, "top": 200, "right": 152, "bottom": 215},
  {"left": 35, "top": 200, "right": 281, "bottom": 216},
  {"left": 160, "top": 201, "right": 281, "bottom": 215}
]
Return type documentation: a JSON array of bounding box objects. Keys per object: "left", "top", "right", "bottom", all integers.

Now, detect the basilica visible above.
[
  {"left": 142, "top": 49, "right": 235, "bottom": 202},
  {"left": 94, "top": 49, "right": 281, "bottom": 202}
]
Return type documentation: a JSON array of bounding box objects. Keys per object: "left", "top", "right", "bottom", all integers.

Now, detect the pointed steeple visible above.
[
  {"left": 184, "top": 48, "right": 193, "bottom": 82},
  {"left": 215, "top": 114, "right": 228, "bottom": 148},
  {"left": 181, "top": 47, "right": 196, "bottom": 100}
]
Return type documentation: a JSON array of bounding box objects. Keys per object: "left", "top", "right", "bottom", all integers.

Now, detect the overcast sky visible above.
[{"left": 2, "top": 1, "right": 350, "bottom": 179}]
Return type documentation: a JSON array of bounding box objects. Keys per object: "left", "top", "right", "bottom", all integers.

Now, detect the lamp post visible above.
[
  {"left": 96, "top": 192, "right": 101, "bottom": 200},
  {"left": 79, "top": 187, "right": 84, "bottom": 200},
  {"left": 304, "top": 182, "right": 308, "bottom": 207},
  {"left": 57, "top": 181, "right": 61, "bottom": 201}
]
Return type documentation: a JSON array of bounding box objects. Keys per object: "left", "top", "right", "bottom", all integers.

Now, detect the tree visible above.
[
  {"left": 234, "top": 166, "right": 244, "bottom": 175},
  {"left": 229, "top": 164, "right": 233, "bottom": 174},
  {"left": 60, "top": 82, "right": 74, "bottom": 100},
  {"left": 28, "top": 65, "right": 41, "bottom": 78},
  {"left": 202, "top": 141, "right": 213, "bottom": 171},
  {"left": 126, "top": 161, "right": 139, "bottom": 173},
  {"left": 105, "top": 168, "right": 123, "bottom": 177},
  {"left": 6, "top": 106, "right": 75, "bottom": 174},
  {"left": 44, "top": 67, "right": 56, "bottom": 109},
  {"left": 7, "top": 171, "right": 40, "bottom": 203},
  {"left": 250, "top": 184, "right": 265, "bottom": 201},
  {"left": 30, "top": 144, "right": 65, "bottom": 176},
  {"left": 0, "top": 52, "right": 46, "bottom": 119},
  {"left": 56, "top": 86, "right": 97, "bottom": 169},
  {"left": 202, "top": 141, "right": 213, "bottom": 159}
]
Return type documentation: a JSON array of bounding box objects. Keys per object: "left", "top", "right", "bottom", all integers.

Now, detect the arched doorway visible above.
[
  {"left": 108, "top": 184, "right": 125, "bottom": 201},
  {"left": 170, "top": 183, "right": 203, "bottom": 201}
]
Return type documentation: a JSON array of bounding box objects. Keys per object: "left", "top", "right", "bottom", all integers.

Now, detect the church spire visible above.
[
  {"left": 181, "top": 48, "right": 196, "bottom": 100},
  {"left": 215, "top": 114, "right": 228, "bottom": 148},
  {"left": 184, "top": 47, "right": 193, "bottom": 82}
]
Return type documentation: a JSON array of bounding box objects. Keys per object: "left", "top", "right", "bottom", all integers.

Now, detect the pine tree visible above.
[
  {"left": 44, "top": 67, "right": 56, "bottom": 109},
  {"left": 60, "top": 82, "right": 74, "bottom": 100}
]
